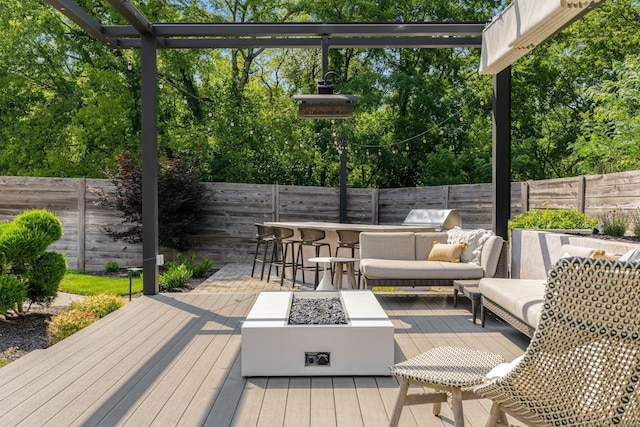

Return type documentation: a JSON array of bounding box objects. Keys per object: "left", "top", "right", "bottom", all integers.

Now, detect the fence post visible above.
[
  {"left": 273, "top": 184, "right": 280, "bottom": 221},
  {"left": 77, "top": 178, "right": 86, "bottom": 272},
  {"left": 520, "top": 182, "right": 529, "bottom": 214},
  {"left": 442, "top": 185, "right": 450, "bottom": 208},
  {"left": 371, "top": 189, "right": 379, "bottom": 224},
  {"left": 577, "top": 176, "right": 586, "bottom": 213}
]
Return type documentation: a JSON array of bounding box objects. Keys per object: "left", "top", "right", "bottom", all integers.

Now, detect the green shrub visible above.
[
  {"left": 167, "top": 253, "right": 213, "bottom": 278},
  {"left": 0, "top": 275, "right": 26, "bottom": 316},
  {"left": 0, "top": 209, "right": 66, "bottom": 312},
  {"left": 47, "top": 310, "right": 97, "bottom": 344},
  {"left": 0, "top": 358, "right": 8, "bottom": 368},
  {"left": 159, "top": 264, "right": 193, "bottom": 291},
  {"left": 509, "top": 209, "right": 598, "bottom": 230},
  {"left": 68, "top": 294, "right": 125, "bottom": 319},
  {"left": 25, "top": 251, "right": 67, "bottom": 306},
  {"left": 598, "top": 210, "right": 627, "bottom": 237},
  {"left": 105, "top": 261, "right": 119, "bottom": 273},
  {"left": 14, "top": 209, "right": 63, "bottom": 242},
  {"left": 0, "top": 224, "right": 51, "bottom": 267}
]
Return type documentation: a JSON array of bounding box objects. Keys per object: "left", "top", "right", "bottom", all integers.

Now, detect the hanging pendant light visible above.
[{"left": 293, "top": 35, "right": 359, "bottom": 119}]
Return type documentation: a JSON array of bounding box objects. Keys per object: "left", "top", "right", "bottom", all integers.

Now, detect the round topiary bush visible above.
[
  {"left": 47, "top": 310, "right": 97, "bottom": 344},
  {"left": 0, "top": 209, "right": 66, "bottom": 311},
  {"left": 68, "top": 294, "right": 125, "bottom": 319},
  {"left": 14, "top": 209, "right": 63, "bottom": 242},
  {"left": 0, "top": 224, "right": 51, "bottom": 267}
]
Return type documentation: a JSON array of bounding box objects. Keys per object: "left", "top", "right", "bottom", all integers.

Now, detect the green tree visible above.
[{"left": 572, "top": 55, "right": 640, "bottom": 174}]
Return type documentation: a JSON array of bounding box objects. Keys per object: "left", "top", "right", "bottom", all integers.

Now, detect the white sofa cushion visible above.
[
  {"left": 479, "top": 278, "right": 546, "bottom": 328},
  {"left": 360, "top": 259, "right": 484, "bottom": 280}
]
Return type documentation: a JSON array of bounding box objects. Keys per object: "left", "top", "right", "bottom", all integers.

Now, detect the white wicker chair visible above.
[{"left": 475, "top": 257, "right": 640, "bottom": 426}]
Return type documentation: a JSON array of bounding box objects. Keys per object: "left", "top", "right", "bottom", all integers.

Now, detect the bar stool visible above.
[
  {"left": 335, "top": 229, "right": 362, "bottom": 288},
  {"left": 250, "top": 224, "right": 274, "bottom": 280},
  {"left": 295, "top": 228, "right": 332, "bottom": 287},
  {"left": 267, "top": 226, "right": 297, "bottom": 286}
]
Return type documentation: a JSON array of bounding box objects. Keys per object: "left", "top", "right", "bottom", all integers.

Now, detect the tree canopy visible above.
[{"left": 1, "top": 0, "right": 638, "bottom": 187}]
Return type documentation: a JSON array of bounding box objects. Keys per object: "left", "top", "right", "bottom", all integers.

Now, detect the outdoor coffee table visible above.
[
  {"left": 453, "top": 279, "right": 482, "bottom": 323},
  {"left": 309, "top": 257, "right": 358, "bottom": 290}
]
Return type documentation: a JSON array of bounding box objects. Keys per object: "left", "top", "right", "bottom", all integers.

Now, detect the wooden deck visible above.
[{"left": 0, "top": 264, "right": 529, "bottom": 427}]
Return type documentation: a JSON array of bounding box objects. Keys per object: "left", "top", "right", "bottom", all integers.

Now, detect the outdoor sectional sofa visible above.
[
  {"left": 479, "top": 239, "right": 640, "bottom": 337},
  {"left": 358, "top": 230, "right": 506, "bottom": 288}
]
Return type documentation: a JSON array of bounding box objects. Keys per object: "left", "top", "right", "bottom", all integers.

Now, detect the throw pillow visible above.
[
  {"left": 590, "top": 249, "right": 621, "bottom": 261},
  {"left": 447, "top": 226, "right": 495, "bottom": 265},
  {"left": 427, "top": 242, "right": 466, "bottom": 263}
]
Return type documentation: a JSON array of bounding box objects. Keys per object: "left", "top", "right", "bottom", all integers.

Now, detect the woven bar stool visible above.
[
  {"left": 267, "top": 226, "right": 297, "bottom": 286},
  {"left": 334, "top": 229, "right": 362, "bottom": 288},
  {"left": 294, "top": 227, "right": 332, "bottom": 287},
  {"left": 388, "top": 347, "right": 505, "bottom": 427},
  {"left": 250, "top": 224, "right": 275, "bottom": 280}
]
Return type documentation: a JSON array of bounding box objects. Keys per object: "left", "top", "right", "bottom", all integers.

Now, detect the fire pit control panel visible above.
[{"left": 305, "top": 352, "right": 330, "bottom": 366}]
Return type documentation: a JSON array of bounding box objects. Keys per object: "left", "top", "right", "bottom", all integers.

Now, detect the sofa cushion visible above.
[
  {"left": 480, "top": 236, "right": 504, "bottom": 278},
  {"left": 427, "top": 242, "right": 466, "bottom": 262},
  {"left": 359, "top": 232, "right": 415, "bottom": 260},
  {"left": 447, "top": 227, "right": 495, "bottom": 265},
  {"left": 415, "top": 232, "right": 448, "bottom": 259},
  {"left": 479, "top": 278, "right": 546, "bottom": 328},
  {"left": 360, "top": 259, "right": 484, "bottom": 280}
]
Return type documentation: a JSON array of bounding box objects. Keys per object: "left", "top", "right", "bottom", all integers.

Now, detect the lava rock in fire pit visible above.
[{"left": 288, "top": 296, "right": 347, "bottom": 325}]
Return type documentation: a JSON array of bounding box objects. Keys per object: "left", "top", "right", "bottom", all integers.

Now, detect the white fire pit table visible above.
[{"left": 241, "top": 290, "right": 394, "bottom": 376}]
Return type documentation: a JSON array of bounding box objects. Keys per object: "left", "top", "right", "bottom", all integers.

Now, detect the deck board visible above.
[{"left": 0, "top": 264, "right": 531, "bottom": 427}]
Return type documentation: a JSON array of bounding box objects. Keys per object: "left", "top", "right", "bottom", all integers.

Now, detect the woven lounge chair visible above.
[{"left": 475, "top": 257, "right": 640, "bottom": 426}]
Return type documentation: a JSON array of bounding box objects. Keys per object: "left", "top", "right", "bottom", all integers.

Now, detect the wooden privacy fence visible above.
[{"left": 1, "top": 170, "right": 639, "bottom": 271}]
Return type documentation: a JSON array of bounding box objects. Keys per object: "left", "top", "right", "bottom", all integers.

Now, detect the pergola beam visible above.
[
  {"left": 116, "top": 37, "right": 482, "bottom": 50},
  {"left": 44, "top": 0, "right": 119, "bottom": 48},
  {"left": 149, "top": 22, "right": 486, "bottom": 37}
]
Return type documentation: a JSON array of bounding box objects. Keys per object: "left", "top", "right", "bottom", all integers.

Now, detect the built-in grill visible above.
[{"left": 402, "top": 209, "right": 461, "bottom": 231}]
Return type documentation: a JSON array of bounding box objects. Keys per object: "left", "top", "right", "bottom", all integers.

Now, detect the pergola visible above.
[{"left": 44, "top": 0, "right": 603, "bottom": 294}]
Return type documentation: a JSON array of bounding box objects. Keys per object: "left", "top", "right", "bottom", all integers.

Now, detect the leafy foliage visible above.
[
  {"left": 597, "top": 210, "right": 627, "bottom": 237},
  {"left": 67, "top": 294, "right": 125, "bottom": 319},
  {"left": 47, "top": 310, "right": 97, "bottom": 345},
  {"left": 159, "top": 264, "right": 193, "bottom": 292},
  {"left": 94, "top": 151, "right": 205, "bottom": 251},
  {"left": 0, "top": 275, "right": 26, "bottom": 316},
  {"left": 105, "top": 261, "right": 119, "bottom": 273},
  {"left": 1, "top": 0, "right": 640, "bottom": 187},
  {"left": 166, "top": 253, "right": 213, "bottom": 278},
  {"left": 509, "top": 209, "right": 598, "bottom": 230}
]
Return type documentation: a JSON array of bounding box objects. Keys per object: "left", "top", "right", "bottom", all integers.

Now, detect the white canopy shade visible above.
[{"left": 479, "top": 0, "right": 604, "bottom": 75}]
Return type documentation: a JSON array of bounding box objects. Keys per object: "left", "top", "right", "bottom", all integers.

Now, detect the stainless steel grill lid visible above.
[{"left": 402, "top": 209, "right": 461, "bottom": 230}]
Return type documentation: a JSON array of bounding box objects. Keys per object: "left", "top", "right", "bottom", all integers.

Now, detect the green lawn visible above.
[{"left": 59, "top": 271, "right": 143, "bottom": 296}]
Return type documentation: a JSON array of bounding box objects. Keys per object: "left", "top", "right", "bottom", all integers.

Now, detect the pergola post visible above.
[
  {"left": 141, "top": 33, "right": 159, "bottom": 295},
  {"left": 492, "top": 66, "right": 511, "bottom": 240}
]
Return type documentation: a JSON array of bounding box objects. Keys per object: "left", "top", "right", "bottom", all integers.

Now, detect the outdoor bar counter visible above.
[{"left": 262, "top": 221, "right": 438, "bottom": 286}]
